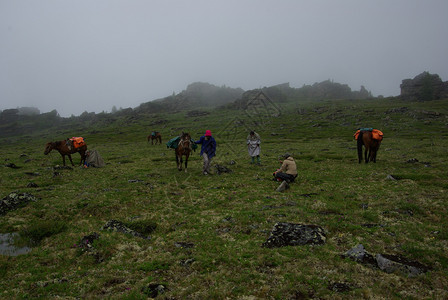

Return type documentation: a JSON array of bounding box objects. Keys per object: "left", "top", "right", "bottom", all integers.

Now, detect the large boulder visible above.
[{"left": 262, "top": 222, "right": 326, "bottom": 248}]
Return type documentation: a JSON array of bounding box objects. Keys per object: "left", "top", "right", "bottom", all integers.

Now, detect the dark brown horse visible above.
[
  {"left": 44, "top": 139, "right": 87, "bottom": 166},
  {"left": 357, "top": 131, "right": 381, "bottom": 163},
  {"left": 175, "top": 132, "right": 192, "bottom": 172},
  {"left": 147, "top": 132, "right": 162, "bottom": 145}
]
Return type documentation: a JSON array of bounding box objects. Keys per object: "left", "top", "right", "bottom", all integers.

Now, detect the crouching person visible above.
[{"left": 274, "top": 153, "right": 297, "bottom": 192}]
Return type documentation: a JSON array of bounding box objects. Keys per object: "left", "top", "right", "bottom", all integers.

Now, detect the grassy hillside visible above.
[{"left": 1, "top": 97, "right": 447, "bottom": 299}]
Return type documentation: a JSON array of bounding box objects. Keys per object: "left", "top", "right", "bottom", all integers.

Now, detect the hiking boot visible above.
[{"left": 276, "top": 181, "right": 289, "bottom": 192}]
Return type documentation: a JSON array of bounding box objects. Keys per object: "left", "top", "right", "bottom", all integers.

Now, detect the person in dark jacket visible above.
[{"left": 195, "top": 130, "right": 216, "bottom": 175}]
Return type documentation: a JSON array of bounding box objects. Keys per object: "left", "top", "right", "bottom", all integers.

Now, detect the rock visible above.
[
  {"left": 26, "top": 182, "right": 38, "bottom": 188},
  {"left": 360, "top": 203, "right": 369, "bottom": 210},
  {"left": 387, "top": 107, "right": 409, "bottom": 114},
  {"left": 24, "top": 172, "right": 40, "bottom": 176},
  {"left": 262, "top": 222, "right": 326, "bottom": 248},
  {"left": 128, "top": 179, "right": 144, "bottom": 183},
  {"left": 400, "top": 72, "right": 448, "bottom": 101},
  {"left": 101, "top": 220, "right": 150, "bottom": 240},
  {"left": 180, "top": 258, "right": 195, "bottom": 266},
  {"left": 215, "top": 164, "right": 232, "bottom": 175},
  {"left": 343, "top": 245, "right": 431, "bottom": 276},
  {"left": 406, "top": 158, "right": 419, "bottom": 163},
  {"left": 174, "top": 242, "right": 194, "bottom": 248},
  {"left": 376, "top": 253, "right": 430, "bottom": 277},
  {"left": 298, "top": 193, "right": 318, "bottom": 198},
  {"left": 78, "top": 232, "right": 100, "bottom": 252},
  {"left": 386, "top": 174, "right": 397, "bottom": 180},
  {"left": 0, "top": 192, "right": 39, "bottom": 215},
  {"left": 53, "top": 165, "right": 73, "bottom": 170},
  {"left": 342, "top": 244, "right": 377, "bottom": 267},
  {"left": 328, "top": 282, "right": 352, "bottom": 293},
  {"left": 5, "top": 163, "right": 19, "bottom": 169},
  {"left": 186, "top": 110, "right": 210, "bottom": 117},
  {"left": 141, "top": 284, "right": 168, "bottom": 298}
]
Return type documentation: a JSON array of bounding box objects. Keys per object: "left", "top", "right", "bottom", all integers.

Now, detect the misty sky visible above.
[{"left": 1, "top": 0, "right": 448, "bottom": 117}]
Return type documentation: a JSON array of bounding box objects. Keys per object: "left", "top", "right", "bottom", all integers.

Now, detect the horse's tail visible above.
[{"left": 357, "top": 131, "right": 364, "bottom": 163}]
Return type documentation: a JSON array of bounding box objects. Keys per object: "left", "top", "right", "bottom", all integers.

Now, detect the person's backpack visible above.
[{"left": 85, "top": 150, "right": 105, "bottom": 167}]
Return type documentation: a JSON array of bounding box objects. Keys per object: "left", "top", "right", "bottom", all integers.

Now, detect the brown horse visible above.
[
  {"left": 147, "top": 132, "right": 162, "bottom": 145},
  {"left": 44, "top": 139, "right": 87, "bottom": 166},
  {"left": 357, "top": 131, "right": 381, "bottom": 163},
  {"left": 175, "top": 132, "right": 192, "bottom": 172}
]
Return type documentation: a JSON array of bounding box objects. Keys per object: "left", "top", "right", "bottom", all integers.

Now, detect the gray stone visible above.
[
  {"left": 342, "top": 244, "right": 377, "bottom": 267},
  {"left": 343, "top": 245, "right": 431, "bottom": 276},
  {"left": 376, "top": 253, "right": 430, "bottom": 277},
  {"left": 386, "top": 174, "right": 397, "bottom": 181}
]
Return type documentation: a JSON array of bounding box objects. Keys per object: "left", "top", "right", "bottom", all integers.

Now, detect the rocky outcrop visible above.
[
  {"left": 400, "top": 72, "right": 448, "bottom": 101},
  {"left": 0, "top": 192, "right": 39, "bottom": 215},
  {"left": 262, "top": 222, "right": 326, "bottom": 248}
]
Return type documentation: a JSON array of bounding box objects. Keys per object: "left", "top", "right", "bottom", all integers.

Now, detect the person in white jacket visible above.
[{"left": 247, "top": 131, "right": 261, "bottom": 165}]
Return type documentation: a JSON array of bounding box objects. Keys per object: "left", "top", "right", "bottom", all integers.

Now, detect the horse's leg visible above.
[
  {"left": 372, "top": 145, "right": 378, "bottom": 163},
  {"left": 184, "top": 154, "right": 189, "bottom": 173},
  {"left": 179, "top": 155, "right": 183, "bottom": 171},
  {"left": 176, "top": 153, "right": 182, "bottom": 171},
  {"left": 357, "top": 132, "right": 363, "bottom": 163},
  {"left": 364, "top": 147, "right": 369, "bottom": 163},
  {"left": 62, "top": 154, "right": 66, "bottom": 166},
  {"left": 80, "top": 151, "right": 86, "bottom": 165},
  {"left": 357, "top": 145, "right": 363, "bottom": 164},
  {"left": 68, "top": 154, "right": 75, "bottom": 166}
]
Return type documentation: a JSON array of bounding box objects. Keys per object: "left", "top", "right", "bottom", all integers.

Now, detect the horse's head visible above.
[
  {"left": 179, "top": 132, "right": 192, "bottom": 149},
  {"left": 44, "top": 142, "right": 55, "bottom": 155}
]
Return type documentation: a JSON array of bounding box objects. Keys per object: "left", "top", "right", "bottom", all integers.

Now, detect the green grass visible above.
[{"left": 0, "top": 98, "right": 447, "bottom": 298}]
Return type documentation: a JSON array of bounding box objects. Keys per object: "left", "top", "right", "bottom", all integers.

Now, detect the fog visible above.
[{"left": 1, "top": 0, "right": 448, "bottom": 117}]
